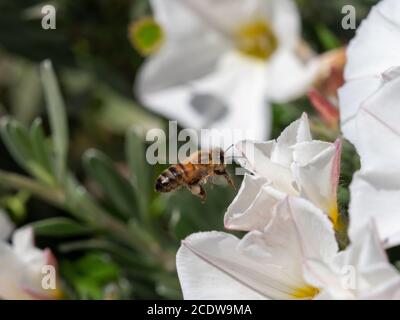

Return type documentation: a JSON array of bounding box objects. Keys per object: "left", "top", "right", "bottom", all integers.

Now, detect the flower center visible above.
[
  {"left": 291, "top": 285, "right": 320, "bottom": 299},
  {"left": 234, "top": 20, "right": 278, "bottom": 61}
]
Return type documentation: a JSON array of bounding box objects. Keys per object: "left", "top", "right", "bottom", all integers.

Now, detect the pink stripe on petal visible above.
[
  {"left": 44, "top": 248, "right": 58, "bottom": 269},
  {"left": 360, "top": 106, "right": 400, "bottom": 138}
]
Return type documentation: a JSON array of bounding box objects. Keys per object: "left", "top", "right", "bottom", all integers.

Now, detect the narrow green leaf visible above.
[
  {"left": 29, "top": 118, "right": 56, "bottom": 185},
  {"left": 0, "top": 117, "right": 55, "bottom": 185},
  {"left": 83, "top": 149, "right": 138, "bottom": 220},
  {"left": 126, "top": 127, "right": 149, "bottom": 214},
  {"left": 315, "top": 23, "right": 341, "bottom": 50},
  {"left": 30, "top": 118, "right": 52, "bottom": 172},
  {"left": 29, "top": 217, "right": 92, "bottom": 237},
  {"left": 0, "top": 117, "right": 32, "bottom": 169},
  {"left": 40, "top": 60, "right": 68, "bottom": 182}
]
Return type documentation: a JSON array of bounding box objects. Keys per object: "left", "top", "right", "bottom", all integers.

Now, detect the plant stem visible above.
[
  {"left": 0, "top": 169, "right": 65, "bottom": 206},
  {"left": 0, "top": 169, "right": 176, "bottom": 270}
]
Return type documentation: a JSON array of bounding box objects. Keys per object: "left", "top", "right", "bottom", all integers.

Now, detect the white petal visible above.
[
  {"left": 265, "top": 50, "right": 319, "bottom": 103},
  {"left": 267, "top": 0, "right": 300, "bottom": 50},
  {"left": 344, "top": 0, "right": 400, "bottom": 80},
  {"left": 340, "top": 221, "right": 400, "bottom": 296},
  {"left": 225, "top": 176, "right": 285, "bottom": 231},
  {"left": 0, "top": 243, "right": 34, "bottom": 300},
  {"left": 282, "top": 197, "right": 338, "bottom": 262},
  {"left": 235, "top": 114, "right": 312, "bottom": 194},
  {"left": 305, "top": 221, "right": 400, "bottom": 299},
  {"left": 343, "top": 220, "right": 389, "bottom": 269},
  {"left": 235, "top": 140, "right": 296, "bottom": 194},
  {"left": 150, "top": 0, "right": 228, "bottom": 40},
  {"left": 177, "top": 231, "right": 280, "bottom": 300},
  {"left": 176, "top": 233, "right": 264, "bottom": 300},
  {"left": 349, "top": 172, "right": 400, "bottom": 248},
  {"left": 338, "top": 76, "right": 383, "bottom": 144},
  {"left": 0, "top": 210, "right": 14, "bottom": 241},
  {"left": 303, "top": 258, "right": 354, "bottom": 300},
  {"left": 139, "top": 54, "right": 270, "bottom": 148},
  {"left": 224, "top": 174, "right": 267, "bottom": 230},
  {"left": 354, "top": 75, "right": 400, "bottom": 173},
  {"left": 361, "top": 277, "right": 400, "bottom": 300},
  {"left": 292, "top": 140, "right": 341, "bottom": 221},
  {"left": 271, "top": 113, "right": 312, "bottom": 167},
  {"left": 182, "top": 0, "right": 269, "bottom": 33},
  {"left": 340, "top": 0, "right": 400, "bottom": 145},
  {"left": 292, "top": 140, "right": 334, "bottom": 166},
  {"left": 136, "top": 29, "right": 227, "bottom": 118}
]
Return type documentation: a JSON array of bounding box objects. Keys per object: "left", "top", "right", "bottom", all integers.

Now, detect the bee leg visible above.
[
  {"left": 188, "top": 184, "right": 207, "bottom": 203},
  {"left": 215, "top": 170, "right": 235, "bottom": 189}
]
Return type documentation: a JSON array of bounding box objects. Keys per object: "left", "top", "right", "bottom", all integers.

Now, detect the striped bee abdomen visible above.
[{"left": 155, "top": 165, "right": 184, "bottom": 193}]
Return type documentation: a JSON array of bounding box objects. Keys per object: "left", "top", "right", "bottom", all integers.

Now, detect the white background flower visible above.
[
  {"left": 136, "top": 0, "right": 321, "bottom": 146},
  {"left": 0, "top": 214, "right": 60, "bottom": 300}
]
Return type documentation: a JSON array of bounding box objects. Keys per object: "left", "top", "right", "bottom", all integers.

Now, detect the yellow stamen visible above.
[
  {"left": 329, "top": 203, "right": 341, "bottom": 231},
  {"left": 234, "top": 20, "right": 278, "bottom": 60},
  {"left": 291, "top": 285, "right": 320, "bottom": 299}
]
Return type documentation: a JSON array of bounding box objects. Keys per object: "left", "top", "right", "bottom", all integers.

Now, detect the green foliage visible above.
[
  {"left": 29, "top": 217, "right": 93, "bottom": 238},
  {"left": 0, "top": 61, "right": 233, "bottom": 299},
  {"left": 0, "top": 117, "right": 55, "bottom": 185},
  {"left": 83, "top": 149, "right": 139, "bottom": 220},
  {"left": 60, "top": 252, "right": 123, "bottom": 300},
  {"left": 40, "top": 60, "right": 69, "bottom": 182}
]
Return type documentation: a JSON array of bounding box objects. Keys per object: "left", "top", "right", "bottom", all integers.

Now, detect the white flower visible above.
[
  {"left": 177, "top": 197, "right": 338, "bottom": 300},
  {"left": 338, "top": 0, "right": 400, "bottom": 146},
  {"left": 136, "top": 0, "right": 321, "bottom": 146},
  {"left": 347, "top": 74, "right": 400, "bottom": 248},
  {"left": 338, "top": 0, "right": 400, "bottom": 247},
  {"left": 0, "top": 209, "right": 14, "bottom": 241},
  {"left": 177, "top": 196, "right": 400, "bottom": 299},
  {"left": 305, "top": 222, "right": 400, "bottom": 299},
  {"left": 225, "top": 113, "right": 342, "bottom": 231},
  {"left": 0, "top": 216, "right": 61, "bottom": 300}
]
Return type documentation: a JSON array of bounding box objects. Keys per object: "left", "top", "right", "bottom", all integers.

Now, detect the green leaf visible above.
[
  {"left": 0, "top": 117, "right": 34, "bottom": 171},
  {"left": 0, "top": 190, "right": 30, "bottom": 222},
  {"left": 29, "top": 217, "right": 92, "bottom": 237},
  {"left": 82, "top": 149, "right": 138, "bottom": 220},
  {"left": 29, "top": 118, "right": 52, "bottom": 172},
  {"left": 0, "top": 117, "right": 56, "bottom": 185},
  {"left": 126, "top": 127, "right": 149, "bottom": 216},
  {"left": 40, "top": 60, "right": 69, "bottom": 183},
  {"left": 315, "top": 23, "right": 341, "bottom": 50},
  {"left": 60, "top": 253, "right": 120, "bottom": 300}
]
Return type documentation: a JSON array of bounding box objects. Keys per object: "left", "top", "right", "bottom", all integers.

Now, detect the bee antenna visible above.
[
  {"left": 224, "top": 144, "right": 235, "bottom": 154},
  {"left": 224, "top": 155, "right": 246, "bottom": 162}
]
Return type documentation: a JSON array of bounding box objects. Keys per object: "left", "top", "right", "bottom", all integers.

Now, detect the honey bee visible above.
[{"left": 155, "top": 148, "right": 235, "bottom": 202}]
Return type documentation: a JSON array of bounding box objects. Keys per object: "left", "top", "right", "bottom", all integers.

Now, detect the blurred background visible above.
[{"left": 0, "top": 0, "right": 380, "bottom": 299}]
